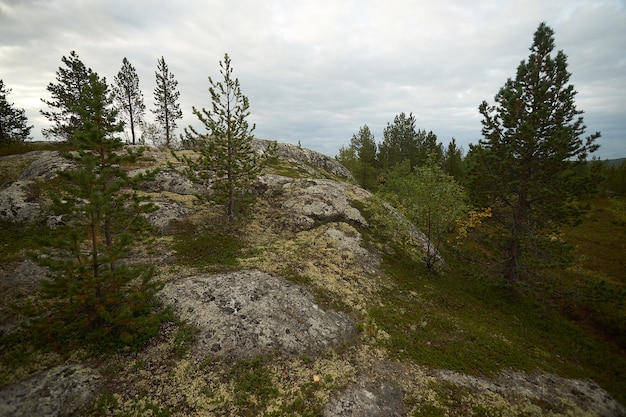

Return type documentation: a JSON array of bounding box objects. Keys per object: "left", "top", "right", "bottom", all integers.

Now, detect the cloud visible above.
[{"left": 1, "top": 0, "right": 624, "bottom": 158}]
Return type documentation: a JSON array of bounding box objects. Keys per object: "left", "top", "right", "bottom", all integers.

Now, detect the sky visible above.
[{"left": 1, "top": 0, "right": 625, "bottom": 159}]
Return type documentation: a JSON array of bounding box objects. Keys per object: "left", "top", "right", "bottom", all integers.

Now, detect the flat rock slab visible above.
[
  {"left": 323, "top": 381, "right": 406, "bottom": 417},
  {"left": 0, "top": 365, "right": 101, "bottom": 417},
  {"left": 159, "top": 270, "right": 355, "bottom": 358}
]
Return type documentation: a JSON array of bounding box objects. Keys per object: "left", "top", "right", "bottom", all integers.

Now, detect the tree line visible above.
[{"left": 337, "top": 23, "right": 613, "bottom": 282}]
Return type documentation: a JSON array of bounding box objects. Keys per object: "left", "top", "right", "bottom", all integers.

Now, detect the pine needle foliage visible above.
[
  {"left": 179, "top": 53, "right": 271, "bottom": 224},
  {"left": 26, "top": 71, "right": 168, "bottom": 352},
  {"left": 467, "top": 22, "right": 601, "bottom": 282},
  {"left": 0, "top": 79, "right": 33, "bottom": 146}
]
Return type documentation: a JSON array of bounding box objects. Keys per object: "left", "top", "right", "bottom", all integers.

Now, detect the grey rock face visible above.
[
  {"left": 133, "top": 167, "right": 204, "bottom": 196},
  {"left": 0, "top": 151, "right": 73, "bottom": 223},
  {"left": 252, "top": 139, "right": 353, "bottom": 180},
  {"left": 323, "top": 381, "right": 406, "bottom": 417},
  {"left": 145, "top": 200, "right": 194, "bottom": 233},
  {"left": 0, "top": 180, "right": 43, "bottom": 223},
  {"left": 159, "top": 270, "right": 355, "bottom": 359},
  {"left": 18, "top": 151, "right": 74, "bottom": 181},
  {"left": 436, "top": 369, "right": 626, "bottom": 417},
  {"left": 257, "top": 174, "right": 369, "bottom": 231},
  {"left": 0, "top": 365, "right": 101, "bottom": 417}
]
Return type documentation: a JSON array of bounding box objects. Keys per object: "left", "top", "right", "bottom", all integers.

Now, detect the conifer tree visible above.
[
  {"left": 468, "top": 22, "right": 600, "bottom": 281},
  {"left": 179, "top": 53, "right": 265, "bottom": 224},
  {"left": 442, "top": 138, "right": 465, "bottom": 180},
  {"left": 0, "top": 79, "right": 33, "bottom": 146},
  {"left": 41, "top": 51, "right": 92, "bottom": 141},
  {"left": 29, "top": 71, "right": 166, "bottom": 351},
  {"left": 113, "top": 57, "right": 145, "bottom": 145},
  {"left": 338, "top": 125, "right": 379, "bottom": 191},
  {"left": 152, "top": 56, "right": 182, "bottom": 148}
]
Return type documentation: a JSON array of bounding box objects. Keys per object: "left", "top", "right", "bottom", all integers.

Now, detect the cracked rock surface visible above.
[
  {"left": 159, "top": 269, "right": 355, "bottom": 359},
  {"left": 0, "top": 365, "right": 101, "bottom": 417}
]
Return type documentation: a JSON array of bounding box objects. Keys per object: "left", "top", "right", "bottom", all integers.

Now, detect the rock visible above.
[
  {"left": 0, "top": 365, "right": 102, "bottom": 417},
  {"left": 0, "top": 151, "right": 75, "bottom": 223},
  {"left": 436, "top": 369, "right": 626, "bottom": 417},
  {"left": 0, "top": 180, "right": 43, "bottom": 223},
  {"left": 133, "top": 167, "right": 204, "bottom": 196},
  {"left": 18, "top": 151, "right": 74, "bottom": 181},
  {"left": 252, "top": 139, "right": 353, "bottom": 180},
  {"left": 256, "top": 174, "right": 369, "bottom": 231},
  {"left": 159, "top": 270, "right": 355, "bottom": 358},
  {"left": 323, "top": 380, "right": 406, "bottom": 417},
  {"left": 145, "top": 200, "right": 194, "bottom": 233}
]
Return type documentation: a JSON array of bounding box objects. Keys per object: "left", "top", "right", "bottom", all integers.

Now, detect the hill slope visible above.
[{"left": 0, "top": 141, "right": 624, "bottom": 417}]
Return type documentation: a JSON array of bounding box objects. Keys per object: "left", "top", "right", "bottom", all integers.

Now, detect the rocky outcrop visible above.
[
  {"left": 159, "top": 270, "right": 355, "bottom": 359},
  {"left": 0, "top": 151, "right": 73, "bottom": 223},
  {"left": 0, "top": 365, "right": 101, "bottom": 417},
  {"left": 256, "top": 174, "right": 369, "bottom": 232},
  {"left": 252, "top": 139, "right": 353, "bottom": 180}
]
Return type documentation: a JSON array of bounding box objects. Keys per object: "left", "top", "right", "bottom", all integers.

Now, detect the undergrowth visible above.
[{"left": 367, "top": 197, "right": 626, "bottom": 405}]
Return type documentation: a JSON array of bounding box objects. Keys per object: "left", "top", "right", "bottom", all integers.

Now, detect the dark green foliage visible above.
[
  {"left": 0, "top": 79, "right": 32, "bottom": 146},
  {"left": 173, "top": 229, "right": 243, "bottom": 270},
  {"left": 26, "top": 70, "right": 168, "bottom": 352},
  {"left": 442, "top": 138, "right": 465, "bottom": 180},
  {"left": 379, "top": 112, "right": 443, "bottom": 172},
  {"left": 152, "top": 56, "right": 182, "bottom": 148},
  {"left": 179, "top": 53, "right": 268, "bottom": 224},
  {"left": 113, "top": 57, "right": 146, "bottom": 145},
  {"left": 379, "top": 159, "right": 467, "bottom": 270},
  {"left": 342, "top": 124, "right": 379, "bottom": 190},
  {"left": 467, "top": 22, "right": 601, "bottom": 282},
  {"left": 40, "top": 51, "right": 92, "bottom": 141},
  {"left": 231, "top": 358, "right": 279, "bottom": 415}
]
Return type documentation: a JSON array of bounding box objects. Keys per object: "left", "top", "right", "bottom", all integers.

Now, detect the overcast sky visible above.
[{"left": 1, "top": 0, "right": 625, "bottom": 159}]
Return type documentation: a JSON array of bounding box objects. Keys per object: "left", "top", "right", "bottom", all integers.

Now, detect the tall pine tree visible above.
[
  {"left": 468, "top": 22, "right": 600, "bottom": 282},
  {"left": 41, "top": 51, "right": 92, "bottom": 141},
  {"left": 113, "top": 57, "right": 145, "bottom": 145},
  {"left": 0, "top": 79, "right": 33, "bottom": 146},
  {"left": 179, "top": 53, "right": 265, "bottom": 224},
  {"left": 152, "top": 56, "right": 182, "bottom": 148},
  {"left": 29, "top": 71, "right": 166, "bottom": 351}
]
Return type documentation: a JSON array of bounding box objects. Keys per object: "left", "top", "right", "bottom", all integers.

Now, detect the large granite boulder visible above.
[
  {"left": 159, "top": 270, "right": 355, "bottom": 359},
  {"left": 0, "top": 365, "right": 101, "bottom": 417}
]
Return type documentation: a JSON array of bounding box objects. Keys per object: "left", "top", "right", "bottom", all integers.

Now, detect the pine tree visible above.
[
  {"left": 0, "top": 79, "right": 33, "bottom": 146},
  {"left": 379, "top": 113, "right": 442, "bottom": 172},
  {"left": 29, "top": 71, "right": 167, "bottom": 351},
  {"left": 442, "top": 138, "right": 465, "bottom": 180},
  {"left": 179, "top": 53, "right": 265, "bottom": 224},
  {"left": 113, "top": 57, "right": 145, "bottom": 145},
  {"left": 468, "top": 22, "right": 600, "bottom": 282},
  {"left": 41, "top": 51, "right": 92, "bottom": 141},
  {"left": 337, "top": 125, "right": 379, "bottom": 191},
  {"left": 379, "top": 112, "right": 419, "bottom": 171},
  {"left": 152, "top": 56, "right": 182, "bottom": 148}
]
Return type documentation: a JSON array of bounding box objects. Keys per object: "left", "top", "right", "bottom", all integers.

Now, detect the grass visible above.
[
  {"left": 367, "top": 197, "right": 626, "bottom": 405},
  {"left": 171, "top": 222, "right": 246, "bottom": 271}
]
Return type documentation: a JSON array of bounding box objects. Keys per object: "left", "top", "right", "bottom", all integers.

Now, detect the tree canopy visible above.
[
  {"left": 152, "top": 56, "right": 182, "bottom": 148},
  {"left": 467, "top": 22, "right": 600, "bottom": 281},
  {"left": 113, "top": 57, "right": 145, "bottom": 145},
  {"left": 179, "top": 53, "right": 266, "bottom": 224},
  {"left": 0, "top": 79, "right": 32, "bottom": 146},
  {"left": 41, "top": 51, "right": 93, "bottom": 142}
]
